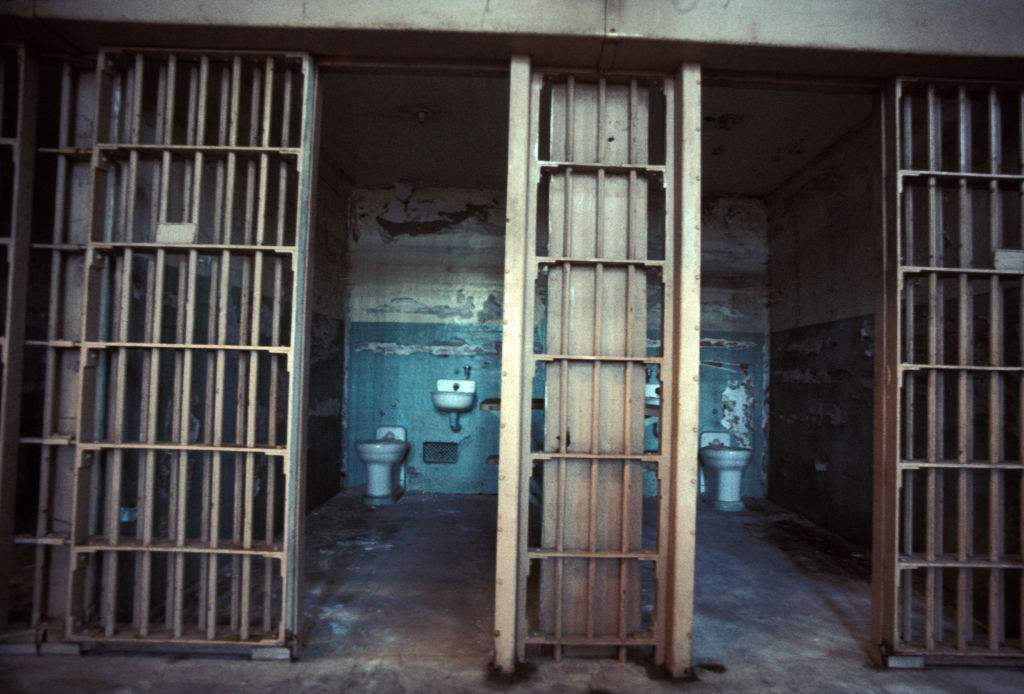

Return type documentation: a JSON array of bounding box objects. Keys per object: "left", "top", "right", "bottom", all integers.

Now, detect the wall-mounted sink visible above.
[
  {"left": 432, "top": 379, "right": 476, "bottom": 433},
  {"left": 431, "top": 379, "right": 476, "bottom": 413}
]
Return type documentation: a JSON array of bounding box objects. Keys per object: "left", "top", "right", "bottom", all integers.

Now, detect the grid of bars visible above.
[
  {"left": 6, "top": 49, "right": 313, "bottom": 654},
  {"left": 892, "top": 79, "right": 1024, "bottom": 661},
  {"left": 520, "top": 72, "right": 674, "bottom": 661}
]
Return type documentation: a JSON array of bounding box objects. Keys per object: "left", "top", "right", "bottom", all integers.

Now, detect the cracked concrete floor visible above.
[{"left": 3, "top": 490, "right": 1024, "bottom": 693}]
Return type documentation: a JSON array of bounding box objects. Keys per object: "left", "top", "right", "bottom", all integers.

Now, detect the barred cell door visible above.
[
  {"left": 874, "top": 78, "right": 1024, "bottom": 666},
  {"left": 494, "top": 57, "right": 702, "bottom": 677},
  {"left": 2, "top": 48, "right": 316, "bottom": 657}
]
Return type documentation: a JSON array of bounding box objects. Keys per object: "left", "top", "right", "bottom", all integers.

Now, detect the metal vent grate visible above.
[{"left": 423, "top": 441, "right": 458, "bottom": 464}]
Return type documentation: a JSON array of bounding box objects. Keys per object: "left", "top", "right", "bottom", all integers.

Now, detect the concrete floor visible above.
[{"left": 3, "top": 491, "right": 1024, "bottom": 693}]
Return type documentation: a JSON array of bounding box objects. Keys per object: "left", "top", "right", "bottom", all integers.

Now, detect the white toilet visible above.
[
  {"left": 354, "top": 425, "right": 409, "bottom": 506},
  {"left": 699, "top": 432, "right": 752, "bottom": 511}
]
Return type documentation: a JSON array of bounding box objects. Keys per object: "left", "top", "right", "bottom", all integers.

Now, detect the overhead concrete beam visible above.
[
  {"left": 3, "top": 1, "right": 1024, "bottom": 78},
  {"left": 13, "top": 0, "right": 1024, "bottom": 58}
]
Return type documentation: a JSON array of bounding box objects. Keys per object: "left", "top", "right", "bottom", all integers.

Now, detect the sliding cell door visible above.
[
  {"left": 874, "top": 78, "right": 1024, "bottom": 666},
  {"left": 4, "top": 48, "right": 316, "bottom": 658},
  {"left": 495, "top": 58, "right": 701, "bottom": 677}
]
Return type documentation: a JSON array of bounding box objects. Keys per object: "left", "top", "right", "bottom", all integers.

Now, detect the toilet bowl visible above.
[
  {"left": 355, "top": 426, "right": 409, "bottom": 506},
  {"left": 699, "top": 436, "right": 752, "bottom": 511}
]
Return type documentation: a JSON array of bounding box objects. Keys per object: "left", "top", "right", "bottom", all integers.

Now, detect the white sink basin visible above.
[{"left": 431, "top": 379, "right": 476, "bottom": 413}]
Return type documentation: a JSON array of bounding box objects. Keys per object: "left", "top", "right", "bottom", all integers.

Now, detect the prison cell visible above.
[
  {"left": 507, "top": 69, "right": 677, "bottom": 662},
  {"left": 876, "top": 78, "right": 1024, "bottom": 664},
  {"left": 2, "top": 48, "right": 315, "bottom": 656}
]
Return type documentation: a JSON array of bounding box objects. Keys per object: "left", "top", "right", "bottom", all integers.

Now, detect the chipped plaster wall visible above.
[
  {"left": 699, "top": 196, "right": 770, "bottom": 499},
  {"left": 766, "top": 119, "right": 877, "bottom": 544},
  {"left": 344, "top": 183, "right": 505, "bottom": 493}
]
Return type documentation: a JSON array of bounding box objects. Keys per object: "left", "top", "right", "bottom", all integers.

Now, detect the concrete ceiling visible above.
[
  {"left": 319, "top": 72, "right": 511, "bottom": 189},
  {"left": 318, "top": 72, "right": 873, "bottom": 196},
  {"left": 702, "top": 86, "right": 873, "bottom": 195}
]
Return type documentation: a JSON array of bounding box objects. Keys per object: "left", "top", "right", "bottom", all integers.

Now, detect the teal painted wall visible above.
[
  {"left": 342, "top": 183, "right": 505, "bottom": 494},
  {"left": 346, "top": 322, "right": 501, "bottom": 492}
]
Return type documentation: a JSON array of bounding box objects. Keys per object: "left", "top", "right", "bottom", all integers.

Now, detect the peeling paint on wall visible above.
[
  {"left": 699, "top": 333, "right": 766, "bottom": 498},
  {"left": 701, "top": 359, "right": 753, "bottom": 373},
  {"left": 720, "top": 375, "right": 755, "bottom": 448},
  {"left": 476, "top": 292, "right": 503, "bottom": 323},
  {"left": 355, "top": 340, "right": 501, "bottom": 357},
  {"left": 365, "top": 293, "right": 477, "bottom": 321},
  {"left": 351, "top": 182, "right": 505, "bottom": 263},
  {"left": 700, "top": 337, "right": 758, "bottom": 350}
]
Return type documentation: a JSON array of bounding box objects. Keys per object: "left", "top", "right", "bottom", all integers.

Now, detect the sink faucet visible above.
[{"left": 463, "top": 365, "right": 472, "bottom": 379}]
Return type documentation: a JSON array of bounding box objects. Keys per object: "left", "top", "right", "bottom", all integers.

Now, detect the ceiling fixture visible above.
[{"left": 411, "top": 107, "right": 430, "bottom": 125}]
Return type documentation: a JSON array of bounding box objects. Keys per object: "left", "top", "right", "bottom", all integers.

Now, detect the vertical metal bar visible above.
[
  {"left": 554, "top": 453, "right": 565, "bottom": 660},
  {"left": 955, "top": 85, "right": 975, "bottom": 652},
  {"left": 988, "top": 86, "right": 1006, "bottom": 651},
  {"left": 556, "top": 140, "right": 572, "bottom": 659},
  {"left": 172, "top": 249, "right": 198, "bottom": 639},
  {"left": 102, "top": 245, "right": 133, "bottom": 637},
  {"left": 1019, "top": 86, "right": 1024, "bottom": 651},
  {"left": 224, "top": 57, "right": 243, "bottom": 634},
  {"left": 590, "top": 171, "right": 604, "bottom": 642},
  {"left": 901, "top": 84, "right": 917, "bottom": 533},
  {"left": 585, "top": 182, "right": 603, "bottom": 639},
  {"left": 628, "top": 79, "right": 638, "bottom": 166},
  {"left": 596, "top": 77, "right": 605, "bottom": 163},
  {"left": 901, "top": 471, "right": 914, "bottom": 643},
  {"left": 565, "top": 75, "right": 575, "bottom": 162},
  {"left": 617, "top": 461, "right": 630, "bottom": 662},
  {"left": 922, "top": 83, "right": 943, "bottom": 650},
  {"left": 139, "top": 249, "right": 164, "bottom": 638}
]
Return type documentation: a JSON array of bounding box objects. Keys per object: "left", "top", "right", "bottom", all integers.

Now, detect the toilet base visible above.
[
  {"left": 363, "top": 492, "right": 395, "bottom": 506},
  {"left": 363, "top": 486, "right": 404, "bottom": 506},
  {"left": 712, "top": 499, "right": 745, "bottom": 512}
]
